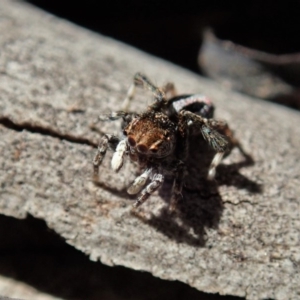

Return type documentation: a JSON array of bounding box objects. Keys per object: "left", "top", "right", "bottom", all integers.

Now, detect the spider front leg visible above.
[
  {"left": 161, "top": 82, "right": 177, "bottom": 99},
  {"left": 97, "top": 111, "right": 134, "bottom": 122},
  {"left": 122, "top": 73, "right": 166, "bottom": 112},
  {"left": 95, "top": 111, "right": 136, "bottom": 131},
  {"left": 93, "top": 134, "right": 120, "bottom": 181},
  {"left": 133, "top": 173, "right": 165, "bottom": 208}
]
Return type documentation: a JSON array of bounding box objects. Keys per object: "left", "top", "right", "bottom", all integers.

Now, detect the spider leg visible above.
[
  {"left": 182, "top": 110, "right": 229, "bottom": 151},
  {"left": 93, "top": 134, "right": 120, "bottom": 180},
  {"left": 133, "top": 173, "right": 164, "bottom": 207},
  {"left": 161, "top": 82, "right": 177, "bottom": 100},
  {"left": 204, "top": 119, "right": 241, "bottom": 179},
  {"left": 177, "top": 112, "right": 190, "bottom": 158},
  {"left": 95, "top": 111, "right": 138, "bottom": 134},
  {"left": 207, "top": 152, "right": 224, "bottom": 180},
  {"left": 168, "top": 112, "right": 189, "bottom": 210},
  {"left": 122, "top": 73, "right": 166, "bottom": 112},
  {"left": 121, "top": 82, "right": 136, "bottom": 112},
  {"left": 170, "top": 161, "right": 185, "bottom": 211},
  {"left": 127, "top": 168, "right": 152, "bottom": 195},
  {"left": 181, "top": 110, "right": 230, "bottom": 179},
  {"left": 97, "top": 111, "right": 134, "bottom": 122},
  {"left": 205, "top": 119, "right": 242, "bottom": 150},
  {"left": 205, "top": 118, "right": 247, "bottom": 176}
]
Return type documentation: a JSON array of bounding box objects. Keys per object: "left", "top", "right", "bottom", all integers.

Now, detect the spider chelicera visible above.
[{"left": 93, "top": 73, "right": 237, "bottom": 208}]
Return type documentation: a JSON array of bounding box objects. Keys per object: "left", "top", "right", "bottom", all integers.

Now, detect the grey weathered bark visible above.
[{"left": 0, "top": 1, "right": 299, "bottom": 300}]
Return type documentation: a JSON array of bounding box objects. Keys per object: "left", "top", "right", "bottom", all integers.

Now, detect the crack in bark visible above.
[{"left": 0, "top": 116, "right": 97, "bottom": 148}]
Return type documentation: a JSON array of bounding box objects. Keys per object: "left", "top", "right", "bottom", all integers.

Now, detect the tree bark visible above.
[{"left": 0, "top": 1, "right": 299, "bottom": 300}]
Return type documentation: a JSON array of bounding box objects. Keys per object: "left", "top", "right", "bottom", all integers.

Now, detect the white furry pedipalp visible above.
[{"left": 111, "top": 140, "right": 127, "bottom": 172}]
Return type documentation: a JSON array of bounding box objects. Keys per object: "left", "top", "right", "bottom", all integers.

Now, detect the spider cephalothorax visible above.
[
  {"left": 124, "top": 111, "right": 177, "bottom": 158},
  {"left": 93, "top": 73, "right": 237, "bottom": 208}
]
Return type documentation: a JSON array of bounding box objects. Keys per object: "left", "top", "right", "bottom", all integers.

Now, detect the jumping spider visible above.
[{"left": 93, "top": 73, "right": 237, "bottom": 208}]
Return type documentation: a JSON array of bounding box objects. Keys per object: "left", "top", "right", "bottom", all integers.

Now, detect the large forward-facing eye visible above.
[
  {"left": 128, "top": 136, "right": 136, "bottom": 147},
  {"left": 137, "top": 144, "right": 148, "bottom": 153}
]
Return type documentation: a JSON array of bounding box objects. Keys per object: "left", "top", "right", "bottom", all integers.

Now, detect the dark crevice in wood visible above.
[
  {"left": 0, "top": 214, "right": 243, "bottom": 300},
  {"left": 0, "top": 117, "right": 97, "bottom": 148}
]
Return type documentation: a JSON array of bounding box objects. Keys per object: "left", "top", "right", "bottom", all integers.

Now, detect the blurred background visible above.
[{"left": 25, "top": 0, "right": 300, "bottom": 109}]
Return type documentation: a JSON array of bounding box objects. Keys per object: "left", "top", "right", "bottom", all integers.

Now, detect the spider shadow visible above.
[
  {"left": 216, "top": 150, "right": 262, "bottom": 194},
  {"left": 132, "top": 138, "right": 262, "bottom": 247},
  {"left": 133, "top": 180, "right": 222, "bottom": 247}
]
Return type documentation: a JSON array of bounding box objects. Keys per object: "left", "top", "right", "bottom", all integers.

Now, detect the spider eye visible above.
[
  {"left": 137, "top": 143, "right": 148, "bottom": 153},
  {"left": 128, "top": 136, "right": 136, "bottom": 147}
]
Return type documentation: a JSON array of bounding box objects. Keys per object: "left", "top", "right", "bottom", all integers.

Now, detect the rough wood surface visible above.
[{"left": 0, "top": 1, "right": 299, "bottom": 300}]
